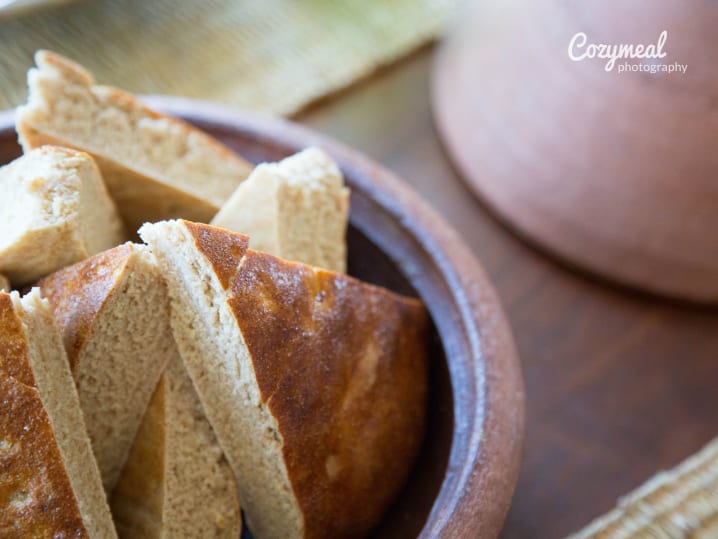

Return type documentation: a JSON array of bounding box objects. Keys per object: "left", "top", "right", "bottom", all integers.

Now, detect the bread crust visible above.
[
  {"left": 182, "top": 221, "right": 429, "bottom": 539},
  {"left": 38, "top": 242, "right": 133, "bottom": 372},
  {"left": 0, "top": 293, "right": 88, "bottom": 537}
]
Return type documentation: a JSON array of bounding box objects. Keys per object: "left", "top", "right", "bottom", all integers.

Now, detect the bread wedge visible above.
[
  {"left": 38, "top": 243, "right": 173, "bottom": 492},
  {"left": 0, "top": 289, "right": 117, "bottom": 538},
  {"left": 0, "top": 274, "right": 9, "bottom": 291},
  {"left": 111, "top": 354, "right": 241, "bottom": 538},
  {"left": 140, "top": 220, "right": 429, "bottom": 539},
  {"left": 211, "top": 147, "right": 349, "bottom": 273},
  {"left": 111, "top": 150, "right": 351, "bottom": 537},
  {"left": 0, "top": 146, "right": 125, "bottom": 286},
  {"left": 17, "top": 50, "right": 254, "bottom": 232}
]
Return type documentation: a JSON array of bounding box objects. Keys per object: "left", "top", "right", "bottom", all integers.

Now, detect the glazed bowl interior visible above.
[{"left": 0, "top": 100, "right": 523, "bottom": 538}]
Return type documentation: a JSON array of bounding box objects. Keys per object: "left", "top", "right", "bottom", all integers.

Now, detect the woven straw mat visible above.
[
  {"left": 569, "top": 437, "right": 718, "bottom": 538},
  {"left": 0, "top": 0, "right": 458, "bottom": 115}
]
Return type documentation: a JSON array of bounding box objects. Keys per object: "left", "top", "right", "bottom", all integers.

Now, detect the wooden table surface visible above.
[{"left": 297, "top": 46, "right": 718, "bottom": 538}]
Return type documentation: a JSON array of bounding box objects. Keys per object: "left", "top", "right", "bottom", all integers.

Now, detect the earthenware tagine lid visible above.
[{"left": 433, "top": 0, "right": 718, "bottom": 302}]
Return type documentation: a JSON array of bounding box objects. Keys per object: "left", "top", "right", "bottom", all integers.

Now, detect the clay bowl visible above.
[
  {"left": 0, "top": 99, "right": 525, "bottom": 538},
  {"left": 433, "top": 0, "right": 718, "bottom": 303}
]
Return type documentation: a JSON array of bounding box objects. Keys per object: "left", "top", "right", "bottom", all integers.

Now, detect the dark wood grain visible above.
[{"left": 296, "top": 47, "right": 718, "bottom": 538}]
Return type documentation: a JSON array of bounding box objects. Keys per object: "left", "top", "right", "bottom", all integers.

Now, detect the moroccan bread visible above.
[
  {"left": 38, "top": 243, "right": 174, "bottom": 492},
  {"left": 211, "top": 147, "right": 350, "bottom": 273},
  {"left": 0, "top": 289, "right": 116, "bottom": 538},
  {"left": 140, "top": 220, "right": 429, "bottom": 539},
  {"left": 17, "top": 50, "right": 254, "bottom": 232},
  {"left": 109, "top": 146, "right": 349, "bottom": 537},
  {"left": 111, "top": 354, "right": 241, "bottom": 538},
  {"left": 0, "top": 146, "right": 125, "bottom": 286}
]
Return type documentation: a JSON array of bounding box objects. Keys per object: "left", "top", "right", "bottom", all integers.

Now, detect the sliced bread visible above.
[
  {"left": 0, "top": 289, "right": 116, "bottom": 538},
  {"left": 140, "top": 220, "right": 429, "bottom": 539},
  {"left": 211, "top": 147, "right": 350, "bottom": 273},
  {"left": 38, "top": 243, "right": 174, "bottom": 492},
  {"left": 0, "top": 146, "right": 125, "bottom": 286},
  {"left": 111, "top": 354, "right": 241, "bottom": 538},
  {"left": 17, "top": 50, "right": 254, "bottom": 232}
]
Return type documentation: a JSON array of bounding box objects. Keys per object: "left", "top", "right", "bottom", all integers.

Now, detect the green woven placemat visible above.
[
  {"left": 0, "top": 0, "right": 458, "bottom": 116},
  {"left": 568, "top": 438, "right": 718, "bottom": 538}
]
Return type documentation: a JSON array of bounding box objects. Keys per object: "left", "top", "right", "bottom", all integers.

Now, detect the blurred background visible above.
[{"left": 0, "top": 0, "right": 458, "bottom": 115}]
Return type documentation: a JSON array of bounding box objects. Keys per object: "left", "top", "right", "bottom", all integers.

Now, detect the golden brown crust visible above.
[
  {"left": 183, "top": 221, "right": 429, "bottom": 539},
  {"left": 0, "top": 293, "right": 88, "bottom": 538},
  {"left": 184, "top": 221, "right": 249, "bottom": 289},
  {"left": 38, "top": 243, "right": 133, "bottom": 372},
  {"left": 0, "top": 294, "right": 35, "bottom": 387}
]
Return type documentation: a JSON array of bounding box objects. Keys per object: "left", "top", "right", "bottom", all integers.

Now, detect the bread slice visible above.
[
  {"left": 38, "top": 243, "right": 174, "bottom": 492},
  {"left": 0, "top": 274, "right": 9, "bottom": 291},
  {"left": 0, "top": 289, "right": 117, "bottom": 538},
  {"left": 140, "top": 220, "right": 429, "bottom": 539},
  {"left": 0, "top": 146, "right": 125, "bottom": 286},
  {"left": 211, "top": 147, "right": 350, "bottom": 273},
  {"left": 17, "top": 50, "right": 254, "bottom": 232},
  {"left": 111, "top": 354, "right": 241, "bottom": 538}
]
